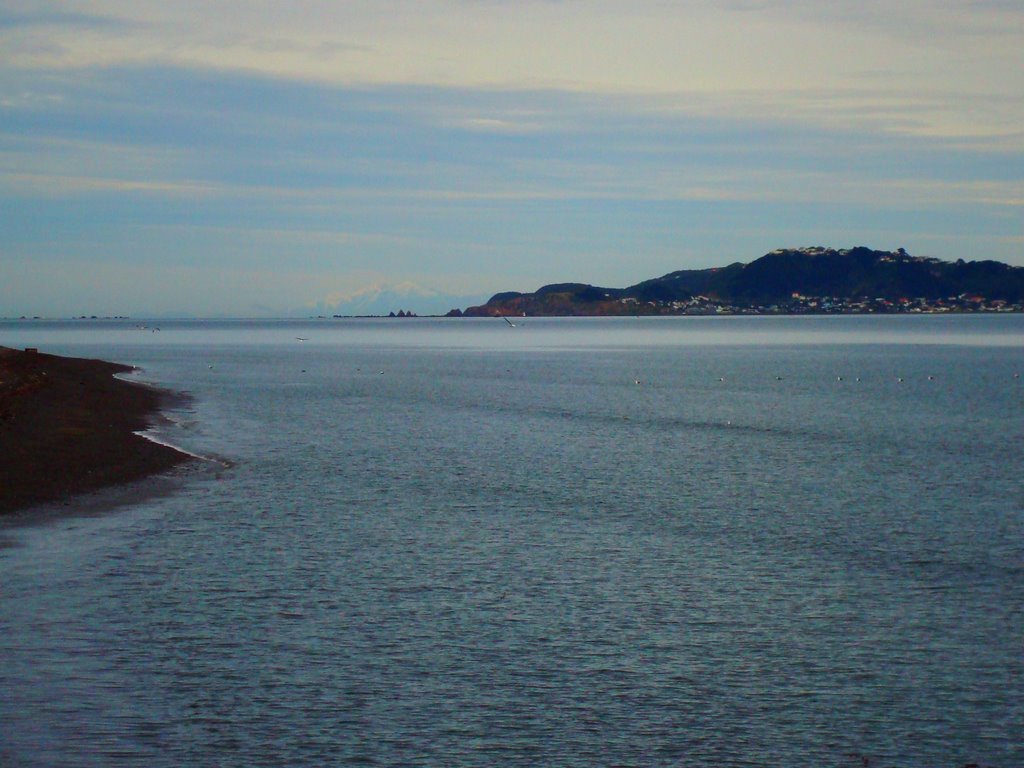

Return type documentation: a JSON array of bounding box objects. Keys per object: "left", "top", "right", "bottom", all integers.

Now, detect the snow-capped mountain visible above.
[{"left": 308, "top": 281, "right": 486, "bottom": 317}]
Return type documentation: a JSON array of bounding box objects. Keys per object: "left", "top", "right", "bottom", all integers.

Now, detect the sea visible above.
[{"left": 0, "top": 315, "right": 1021, "bottom": 768}]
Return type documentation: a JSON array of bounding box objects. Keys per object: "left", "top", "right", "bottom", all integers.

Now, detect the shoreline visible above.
[{"left": 0, "top": 346, "right": 196, "bottom": 516}]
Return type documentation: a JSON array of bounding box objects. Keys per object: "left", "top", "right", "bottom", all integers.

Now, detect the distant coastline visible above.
[
  {"left": 456, "top": 246, "right": 1024, "bottom": 317},
  {"left": 0, "top": 347, "right": 193, "bottom": 515}
]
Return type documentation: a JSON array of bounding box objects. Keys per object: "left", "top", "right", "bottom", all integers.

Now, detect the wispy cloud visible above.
[
  {"left": 2, "top": 1, "right": 1021, "bottom": 139},
  {"left": 0, "top": 8, "right": 131, "bottom": 31},
  {"left": 1, "top": 171, "right": 219, "bottom": 197}
]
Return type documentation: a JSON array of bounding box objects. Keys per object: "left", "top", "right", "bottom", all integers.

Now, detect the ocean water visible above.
[{"left": 1, "top": 315, "right": 1022, "bottom": 767}]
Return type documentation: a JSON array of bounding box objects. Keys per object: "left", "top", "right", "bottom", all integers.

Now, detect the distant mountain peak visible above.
[
  {"left": 309, "top": 280, "right": 486, "bottom": 317},
  {"left": 321, "top": 280, "right": 439, "bottom": 306}
]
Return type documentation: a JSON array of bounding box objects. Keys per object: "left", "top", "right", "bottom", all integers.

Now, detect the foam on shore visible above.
[{"left": 133, "top": 429, "right": 233, "bottom": 467}]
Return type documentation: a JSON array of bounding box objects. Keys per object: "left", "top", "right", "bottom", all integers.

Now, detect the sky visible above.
[{"left": 2, "top": 0, "right": 1022, "bottom": 317}]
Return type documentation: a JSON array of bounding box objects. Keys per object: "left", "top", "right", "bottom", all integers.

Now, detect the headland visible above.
[{"left": 456, "top": 246, "right": 1024, "bottom": 317}]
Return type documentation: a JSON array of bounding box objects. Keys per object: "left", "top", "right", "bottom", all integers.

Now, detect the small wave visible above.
[{"left": 133, "top": 430, "right": 232, "bottom": 467}]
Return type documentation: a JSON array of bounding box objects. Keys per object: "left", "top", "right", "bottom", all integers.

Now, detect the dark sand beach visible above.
[{"left": 0, "top": 346, "right": 192, "bottom": 515}]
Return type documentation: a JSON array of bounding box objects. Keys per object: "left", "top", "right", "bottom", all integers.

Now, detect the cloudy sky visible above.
[{"left": 2, "top": 0, "right": 1022, "bottom": 316}]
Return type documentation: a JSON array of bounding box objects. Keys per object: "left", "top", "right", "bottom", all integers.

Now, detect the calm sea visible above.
[{"left": 1, "top": 316, "right": 1022, "bottom": 767}]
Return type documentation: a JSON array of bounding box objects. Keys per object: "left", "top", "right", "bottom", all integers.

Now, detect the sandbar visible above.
[{"left": 0, "top": 346, "right": 193, "bottom": 515}]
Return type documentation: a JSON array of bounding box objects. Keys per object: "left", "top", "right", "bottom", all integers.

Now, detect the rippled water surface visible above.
[{"left": 2, "top": 316, "right": 1023, "bottom": 767}]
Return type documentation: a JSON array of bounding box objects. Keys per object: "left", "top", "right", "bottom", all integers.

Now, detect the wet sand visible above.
[{"left": 0, "top": 346, "right": 193, "bottom": 515}]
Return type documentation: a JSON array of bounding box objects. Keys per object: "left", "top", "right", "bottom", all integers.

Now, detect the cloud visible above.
[
  {"left": 0, "top": 8, "right": 130, "bottom": 31},
  {"left": 1, "top": 1, "right": 1020, "bottom": 140},
  {"left": 458, "top": 117, "right": 544, "bottom": 134},
  {"left": 2, "top": 171, "right": 220, "bottom": 198},
  {"left": 3, "top": 65, "right": 1019, "bottom": 224}
]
